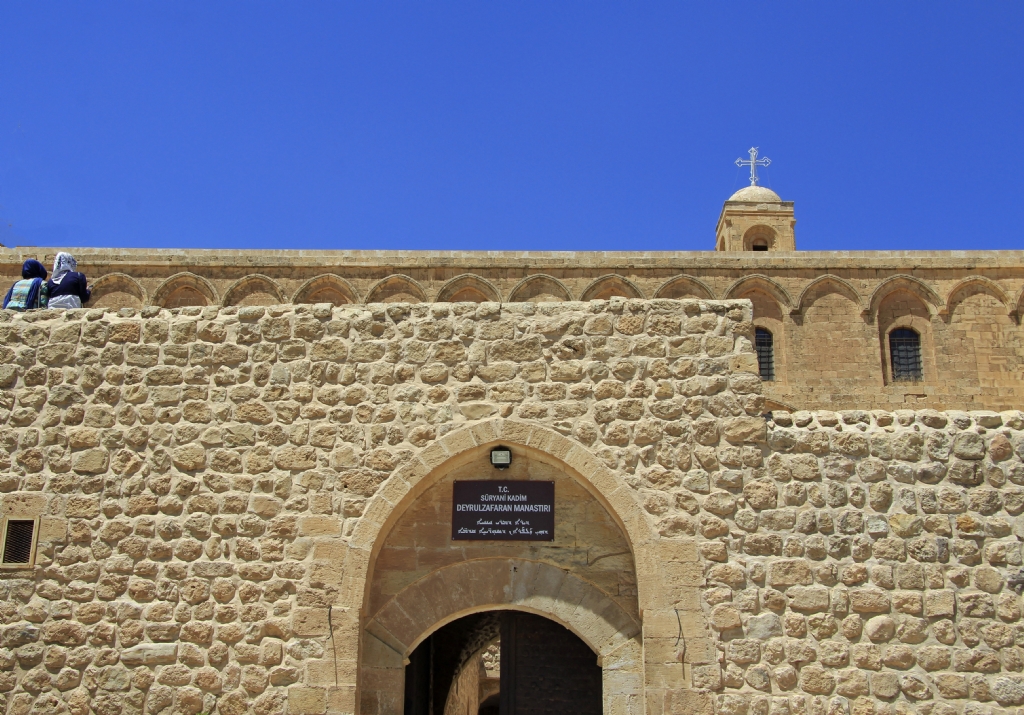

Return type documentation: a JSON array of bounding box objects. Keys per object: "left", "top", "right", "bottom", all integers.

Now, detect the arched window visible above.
[
  {"left": 754, "top": 328, "right": 775, "bottom": 381},
  {"left": 751, "top": 239, "right": 769, "bottom": 251},
  {"left": 889, "top": 328, "right": 923, "bottom": 381}
]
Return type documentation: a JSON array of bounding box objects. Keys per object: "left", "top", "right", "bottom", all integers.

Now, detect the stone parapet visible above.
[{"left": 4, "top": 246, "right": 1023, "bottom": 412}]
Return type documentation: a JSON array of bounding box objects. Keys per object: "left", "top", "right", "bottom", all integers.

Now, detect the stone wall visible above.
[
  {"left": 0, "top": 300, "right": 1023, "bottom": 715},
  {"left": 3, "top": 246, "right": 1024, "bottom": 412}
]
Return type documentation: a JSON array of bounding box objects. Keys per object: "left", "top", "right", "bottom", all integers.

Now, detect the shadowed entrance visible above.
[{"left": 403, "top": 611, "right": 601, "bottom": 715}]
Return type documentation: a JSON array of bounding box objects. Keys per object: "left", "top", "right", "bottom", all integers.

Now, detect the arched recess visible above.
[
  {"left": 435, "top": 274, "right": 502, "bottom": 303},
  {"left": 867, "top": 275, "right": 943, "bottom": 320},
  {"left": 654, "top": 275, "right": 715, "bottom": 300},
  {"left": 366, "top": 559, "right": 641, "bottom": 661},
  {"left": 292, "top": 274, "right": 359, "bottom": 306},
  {"left": 89, "top": 273, "right": 146, "bottom": 310},
  {"left": 724, "top": 274, "right": 793, "bottom": 311},
  {"left": 742, "top": 224, "right": 778, "bottom": 251},
  {"left": 334, "top": 419, "right": 682, "bottom": 715},
  {"left": 795, "top": 275, "right": 864, "bottom": 315},
  {"left": 793, "top": 277, "right": 879, "bottom": 390},
  {"left": 365, "top": 274, "right": 427, "bottom": 304},
  {"left": 737, "top": 289, "right": 787, "bottom": 385},
  {"left": 579, "top": 274, "right": 644, "bottom": 301},
  {"left": 875, "top": 289, "right": 934, "bottom": 385},
  {"left": 151, "top": 272, "right": 218, "bottom": 309},
  {"left": 1015, "top": 286, "right": 1024, "bottom": 324},
  {"left": 221, "top": 274, "right": 285, "bottom": 307},
  {"left": 508, "top": 274, "right": 573, "bottom": 303},
  {"left": 942, "top": 281, "right": 1021, "bottom": 398},
  {"left": 943, "top": 276, "right": 1010, "bottom": 318}
]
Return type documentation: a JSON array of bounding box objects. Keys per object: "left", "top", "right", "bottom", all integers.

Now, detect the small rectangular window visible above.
[
  {"left": 889, "top": 328, "right": 923, "bottom": 382},
  {"left": 1, "top": 518, "right": 38, "bottom": 568},
  {"left": 755, "top": 328, "right": 775, "bottom": 381}
]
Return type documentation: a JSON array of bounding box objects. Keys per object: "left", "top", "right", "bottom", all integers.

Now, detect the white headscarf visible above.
[{"left": 52, "top": 252, "right": 77, "bottom": 285}]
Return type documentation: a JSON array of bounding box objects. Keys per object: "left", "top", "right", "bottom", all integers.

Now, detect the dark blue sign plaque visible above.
[{"left": 452, "top": 481, "right": 555, "bottom": 541}]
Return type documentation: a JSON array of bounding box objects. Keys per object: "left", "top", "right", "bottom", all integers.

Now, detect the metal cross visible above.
[{"left": 735, "top": 147, "right": 771, "bottom": 186}]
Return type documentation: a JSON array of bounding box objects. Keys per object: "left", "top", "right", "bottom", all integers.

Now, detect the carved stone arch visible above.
[
  {"left": 508, "top": 274, "right": 573, "bottom": 303},
  {"left": 364, "top": 274, "right": 427, "bottom": 304},
  {"left": 742, "top": 224, "right": 778, "bottom": 251},
  {"left": 351, "top": 420, "right": 661, "bottom": 614},
  {"left": 151, "top": 272, "right": 218, "bottom": 309},
  {"left": 579, "top": 274, "right": 644, "bottom": 301},
  {"left": 221, "top": 274, "right": 285, "bottom": 307},
  {"left": 292, "top": 274, "right": 359, "bottom": 306},
  {"left": 434, "top": 273, "right": 502, "bottom": 303},
  {"left": 795, "top": 275, "right": 864, "bottom": 314},
  {"left": 724, "top": 274, "right": 793, "bottom": 310},
  {"left": 867, "top": 275, "right": 943, "bottom": 320},
  {"left": 654, "top": 274, "right": 715, "bottom": 300},
  {"left": 944, "top": 276, "right": 1010, "bottom": 317},
  {"left": 1015, "top": 286, "right": 1024, "bottom": 323},
  {"left": 337, "top": 419, "right": 677, "bottom": 714},
  {"left": 366, "top": 559, "right": 641, "bottom": 661},
  {"left": 89, "top": 272, "right": 146, "bottom": 310}
]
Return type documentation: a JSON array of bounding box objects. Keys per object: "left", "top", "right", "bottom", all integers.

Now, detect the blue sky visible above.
[{"left": 0, "top": 3, "right": 1021, "bottom": 252}]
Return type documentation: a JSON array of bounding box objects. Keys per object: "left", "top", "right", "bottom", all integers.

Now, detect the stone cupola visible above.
[{"left": 715, "top": 185, "right": 796, "bottom": 252}]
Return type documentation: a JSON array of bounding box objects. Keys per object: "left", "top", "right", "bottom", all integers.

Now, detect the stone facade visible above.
[
  {"left": 0, "top": 299, "right": 1023, "bottom": 715},
  {"left": 2, "top": 244, "right": 1022, "bottom": 412}
]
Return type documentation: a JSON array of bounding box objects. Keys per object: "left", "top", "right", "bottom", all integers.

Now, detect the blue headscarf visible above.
[
  {"left": 3, "top": 259, "right": 48, "bottom": 309},
  {"left": 22, "top": 259, "right": 47, "bottom": 280}
]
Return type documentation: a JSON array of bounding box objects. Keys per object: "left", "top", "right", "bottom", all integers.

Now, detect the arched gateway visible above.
[{"left": 312, "top": 419, "right": 707, "bottom": 714}]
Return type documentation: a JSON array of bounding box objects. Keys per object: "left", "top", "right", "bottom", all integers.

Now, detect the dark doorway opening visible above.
[{"left": 403, "top": 611, "right": 602, "bottom": 715}]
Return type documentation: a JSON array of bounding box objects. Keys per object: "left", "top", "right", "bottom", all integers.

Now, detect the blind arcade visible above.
[{"left": 451, "top": 481, "right": 555, "bottom": 541}]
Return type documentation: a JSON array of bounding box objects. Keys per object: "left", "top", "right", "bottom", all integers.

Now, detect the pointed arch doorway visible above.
[{"left": 404, "top": 610, "right": 602, "bottom": 715}]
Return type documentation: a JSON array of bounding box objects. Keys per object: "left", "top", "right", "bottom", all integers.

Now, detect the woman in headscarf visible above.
[
  {"left": 46, "top": 252, "right": 91, "bottom": 309},
  {"left": 3, "top": 259, "right": 49, "bottom": 310}
]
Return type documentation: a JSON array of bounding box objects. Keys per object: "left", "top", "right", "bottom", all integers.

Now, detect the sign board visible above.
[{"left": 452, "top": 481, "right": 554, "bottom": 541}]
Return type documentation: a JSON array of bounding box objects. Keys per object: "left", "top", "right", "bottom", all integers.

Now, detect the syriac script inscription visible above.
[{"left": 451, "top": 481, "right": 555, "bottom": 541}]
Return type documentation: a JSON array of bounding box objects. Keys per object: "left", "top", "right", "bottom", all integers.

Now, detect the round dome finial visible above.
[{"left": 728, "top": 185, "right": 782, "bottom": 202}]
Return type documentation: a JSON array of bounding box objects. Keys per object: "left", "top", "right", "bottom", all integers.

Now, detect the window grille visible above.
[
  {"left": 889, "top": 328, "right": 923, "bottom": 382},
  {"left": 754, "top": 328, "right": 775, "bottom": 381},
  {"left": 2, "top": 519, "right": 36, "bottom": 565}
]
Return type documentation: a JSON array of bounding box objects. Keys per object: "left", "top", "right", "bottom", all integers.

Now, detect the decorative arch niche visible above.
[
  {"left": 742, "top": 224, "right": 778, "bottom": 251},
  {"left": 434, "top": 274, "right": 501, "bottom": 303},
  {"left": 795, "top": 275, "right": 864, "bottom": 315},
  {"left": 738, "top": 288, "right": 787, "bottom": 385},
  {"left": 579, "top": 274, "right": 644, "bottom": 301},
  {"left": 654, "top": 275, "right": 714, "bottom": 300},
  {"left": 867, "top": 275, "right": 943, "bottom": 320},
  {"left": 875, "top": 289, "right": 934, "bottom": 385},
  {"left": 944, "top": 276, "right": 1010, "bottom": 318},
  {"left": 89, "top": 273, "right": 146, "bottom": 310},
  {"left": 365, "top": 274, "right": 428, "bottom": 304},
  {"left": 151, "top": 272, "right": 218, "bottom": 309},
  {"left": 221, "top": 274, "right": 286, "bottom": 307},
  {"left": 507, "top": 274, "right": 572, "bottom": 303},
  {"left": 724, "top": 274, "right": 793, "bottom": 311},
  {"left": 292, "top": 274, "right": 359, "bottom": 306}
]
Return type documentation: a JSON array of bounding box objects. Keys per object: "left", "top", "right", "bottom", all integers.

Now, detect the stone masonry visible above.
[{"left": 0, "top": 299, "right": 1023, "bottom": 715}]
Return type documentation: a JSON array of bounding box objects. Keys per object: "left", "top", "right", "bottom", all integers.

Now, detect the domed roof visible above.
[{"left": 728, "top": 185, "right": 782, "bottom": 202}]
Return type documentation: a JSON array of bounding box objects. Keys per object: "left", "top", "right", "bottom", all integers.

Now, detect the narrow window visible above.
[
  {"left": 754, "top": 328, "right": 775, "bottom": 381},
  {"left": 2, "top": 519, "right": 37, "bottom": 566},
  {"left": 889, "top": 328, "right": 923, "bottom": 381}
]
